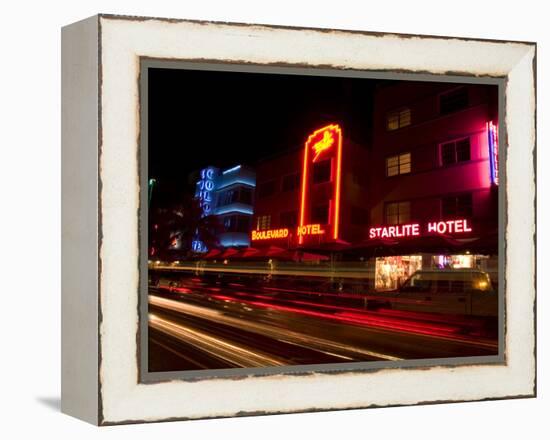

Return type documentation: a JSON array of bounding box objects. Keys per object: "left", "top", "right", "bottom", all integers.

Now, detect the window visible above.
[
  {"left": 312, "top": 204, "right": 329, "bottom": 224},
  {"left": 385, "top": 201, "right": 411, "bottom": 225},
  {"left": 239, "top": 187, "right": 253, "bottom": 205},
  {"left": 235, "top": 216, "right": 251, "bottom": 233},
  {"left": 282, "top": 173, "right": 300, "bottom": 192},
  {"left": 219, "top": 189, "right": 235, "bottom": 206},
  {"left": 440, "top": 88, "right": 468, "bottom": 115},
  {"left": 224, "top": 216, "right": 232, "bottom": 229},
  {"left": 258, "top": 180, "right": 276, "bottom": 198},
  {"left": 386, "top": 108, "right": 411, "bottom": 131},
  {"left": 440, "top": 138, "right": 471, "bottom": 166},
  {"left": 386, "top": 152, "right": 411, "bottom": 177},
  {"left": 256, "top": 215, "right": 271, "bottom": 230},
  {"left": 223, "top": 215, "right": 251, "bottom": 233},
  {"left": 312, "top": 159, "right": 331, "bottom": 184},
  {"left": 442, "top": 194, "right": 473, "bottom": 219},
  {"left": 219, "top": 187, "right": 253, "bottom": 205},
  {"left": 280, "top": 210, "right": 298, "bottom": 228}
]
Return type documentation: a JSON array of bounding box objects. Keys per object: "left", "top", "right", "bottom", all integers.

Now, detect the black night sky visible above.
[{"left": 148, "top": 67, "right": 380, "bottom": 206}]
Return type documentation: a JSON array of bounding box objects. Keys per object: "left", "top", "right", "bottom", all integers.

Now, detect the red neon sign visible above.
[
  {"left": 251, "top": 228, "right": 289, "bottom": 241},
  {"left": 369, "top": 219, "right": 472, "bottom": 239},
  {"left": 250, "top": 224, "right": 325, "bottom": 242},
  {"left": 299, "top": 124, "right": 343, "bottom": 244},
  {"left": 312, "top": 131, "right": 335, "bottom": 162},
  {"left": 297, "top": 223, "right": 325, "bottom": 237}
]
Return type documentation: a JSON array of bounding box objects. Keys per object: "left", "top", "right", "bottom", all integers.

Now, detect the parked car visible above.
[{"left": 370, "top": 269, "right": 497, "bottom": 317}]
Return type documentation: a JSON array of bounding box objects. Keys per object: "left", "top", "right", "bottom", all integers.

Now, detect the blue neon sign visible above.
[
  {"left": 192, "top": 239, "right": 207, "bottom": 253},
  {"left": 222, "top": 165, "right": 242, "bottom": 175},
  {"left": 195, "top": 167, "right": 218, "bottom": 217}
]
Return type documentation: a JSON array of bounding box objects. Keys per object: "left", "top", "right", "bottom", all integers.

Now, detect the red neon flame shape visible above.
[
  {"left": 299, "top": 124, "right": 343, "bottom": 244},
  {"left": 312, "top": 131, "right": 335, "bottom": 162}
]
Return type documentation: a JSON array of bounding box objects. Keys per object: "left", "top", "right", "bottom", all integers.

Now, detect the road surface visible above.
[{"left": 148, "top": 275, "right": 498, "bottom": 372}]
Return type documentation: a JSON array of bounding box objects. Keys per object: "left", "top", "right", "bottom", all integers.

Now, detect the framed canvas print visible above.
[{"left": 61, "top": 14, "right": 536, "bottom": 425}]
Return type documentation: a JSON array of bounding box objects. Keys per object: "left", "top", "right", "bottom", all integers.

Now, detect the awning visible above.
[
  {"left": 218, "top": 248, "right": 240, "bottom": 259},
  {"left": 292, "top": 251, "right": 330, "bottom": 262},
  {"left": 203, "top": 249, "right": 222, "bottom": 259}
]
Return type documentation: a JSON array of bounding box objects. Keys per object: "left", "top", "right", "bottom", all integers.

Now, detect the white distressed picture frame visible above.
[{"left": 61, "top": 14, "right": 536, "bottom": 425}]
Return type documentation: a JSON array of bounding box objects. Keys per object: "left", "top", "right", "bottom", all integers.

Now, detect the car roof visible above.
[{"left": 413, "top": 269, "right": 485, "bottom": 273}]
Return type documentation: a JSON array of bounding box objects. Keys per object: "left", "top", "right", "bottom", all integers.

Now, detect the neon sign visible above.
[
  {"left": 487, "top": 121, "right": 499, "bottom": 185},
  {"left": 251, "top": 224, "right": 325, "bottom": 241},
  {"left": 251, "top": 228, "right": 289, "bottom": 241},
  {"left": 191, "top": 240, "right": 207, "bottom": 252},
  {"left": 369, "top": 219, "right": 472, "bottom": 239},
  {"left": 369, "top": 223, "right": 420, "bottom": 239},
  {"left": 195, "top": 167, "right": 217, "bottom": 217},
  {"left": 297, "top": 223, "right": 325, "bottom": 237},
  {"left": 312, "top": 131, "right": 335, "bottom": 162},
  {"left": 427, "top": 219, "right": 472, "bottom": 234},
  {"left": 222, "top": 165, "right": 241, "bottom": 175},
  {"left": 300, "top": 124, "right": 343, "bottom": 244}
]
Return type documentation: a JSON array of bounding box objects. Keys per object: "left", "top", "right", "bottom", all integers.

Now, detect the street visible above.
[{"left": 148, "top": 272, "right": 498, "bottom": 372}]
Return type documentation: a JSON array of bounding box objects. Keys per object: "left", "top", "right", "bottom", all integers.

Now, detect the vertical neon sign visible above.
[
  {"left": 193, "top": 167, "right": 218, "bottom": 253},
  {"left": 195, "top": 167, "right": 217, "bottom": 217},
  {"left": 299, "top": 124, "right": 343, "bottom": 244},
  {"left": 487, "top": 121, "right": 499, "bottom": 185}
]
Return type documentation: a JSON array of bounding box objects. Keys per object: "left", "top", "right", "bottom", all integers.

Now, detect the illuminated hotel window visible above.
[
  {"left": 386, "top": 108, "right": 411, "bottom": 131},
  {"left": 280, "top": 210, "right": 298, "bottom": 228},
  {"left": 282, "top": 173, "right": 300, "bottom": 192},
  {"left": 375, "top": 256, "right": 422, "bottom": 290},
  {"left": 439, "top": 88, "right": 468, "bottom": 115},
  {"left": 385, "top": 201, "right": 411, "bottom": 225},
  {"left": 258, "top": 180, "right": 276, "bottom": 198},
  {"left": 386, "top": 152, "right": 411, "bottom": 177},
  {"left": 441, "top": 193, "right": 473, "bottom": 219},
  {"left": 312, "top": 159, "right": 332, "bottom": 184},
  {"left": 312, "top": 204, "right": 329, "bottom": 224},
  {"left": 440, "top": 138, "right": 471, "bottom": 166},
  {"left": 256, "top": 215, "right": 271, "bottom": 230}
]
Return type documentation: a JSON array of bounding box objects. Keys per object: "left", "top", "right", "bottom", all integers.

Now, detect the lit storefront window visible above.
[
  {"left": 433, "top": 254, "right": 473, "bottom": 269},
  {"left": 375, "top": 255, "right": 422, "bottom": 290},
  {"left": 433, "top": 254, "right": 490, "bottom": 270}
]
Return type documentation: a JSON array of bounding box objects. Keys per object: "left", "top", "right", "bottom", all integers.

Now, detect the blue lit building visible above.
[{"left": 193, "top": 165, "right": 256, "bottom": 251}]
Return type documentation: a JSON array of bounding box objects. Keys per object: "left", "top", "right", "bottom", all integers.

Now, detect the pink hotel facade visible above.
[
  {"left": 249, "top": 80, "right": 500, "bottom": 290},
  {"left": 367, "top": 81, "right": 499, "bottom": 289}
]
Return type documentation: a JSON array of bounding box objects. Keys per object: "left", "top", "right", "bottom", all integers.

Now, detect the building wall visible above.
[
  {"left": 336, "top": 141, "right": 370, "bottom": 243},
  {"left": 215, "top": 166, "right": 256, "bottom": 247},
  {"left": 254, "top": 148, "right": 302, "bottom": 230},
  {"left": 253, "top": 135, "right": 369, "bottom": 247},
  {"left": 369, "top": 82, "right": 499, "bottom": 235},
  {"left": 193, "top": 165, "right": 256, "bottom": 250},
  {"left": 231, "top": 82, "right": 499, "bottom": 253}
]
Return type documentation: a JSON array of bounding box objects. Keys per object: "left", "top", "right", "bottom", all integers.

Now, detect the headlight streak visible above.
[
  {"left": 207, "top": 294, "right": 497, "bottom": 349},
  {"left": 149, "top": 314, "right": 287, "bottom": 368},
  {"left": 149, "top": 295, "right": 402, "bottom": 361},
  {"left": 151, "top": 262, "right": 372, "bottom": 279},
  {"left": 152, "top": 276, "right": 497, "bottom": 349}
]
